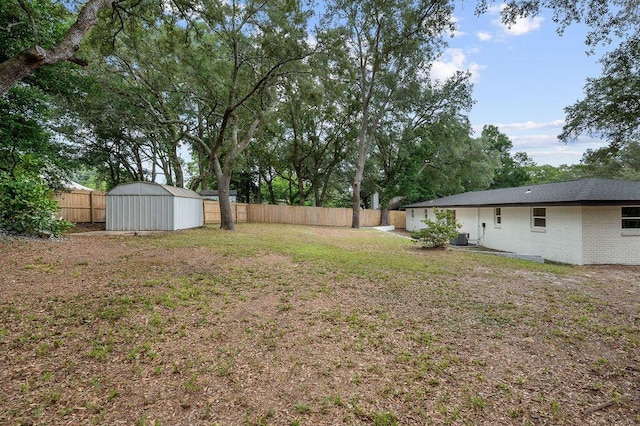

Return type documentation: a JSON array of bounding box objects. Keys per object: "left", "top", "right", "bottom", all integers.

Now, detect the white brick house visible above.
[{"left": 404, "top": 178, "right": 640, "bottom": 265}]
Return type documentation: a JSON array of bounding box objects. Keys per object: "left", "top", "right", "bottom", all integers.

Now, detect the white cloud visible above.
[
  {"left": 477, "top": 31, "right": 492, "bottom": 41},
  {"left": 510, "top": 133, "right": 563, "bottom": 150},
  {"left": 467, "top": 63, "right": 486, "bottom": 82},
  {"left": 431, "top": 48, "right": 486, "bottom": 83},
  {"left": 491, "top": 125, "right": 606, "bottom": 166},
  {"left": 500, "top": 16, "right": 544, "bottom": 36},
  {"left": 494, "top": 119, "right": 565, "bottom": 131},
  {"left": 471, "top": 119, "right": 608, "bottom": 165},
  {"left": 485, "top": 3, "right": 544, "bottom": 38},
  {"left": 510, "top": 135, "right": 599, "bottom": 166},
  {"left": 486, "top": 4, "right": 503, "bottom": 14}
]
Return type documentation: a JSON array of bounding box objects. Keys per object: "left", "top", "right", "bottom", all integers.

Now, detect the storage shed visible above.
[{"left": 106, "top": 182, "right": 203, "bottom": 231}]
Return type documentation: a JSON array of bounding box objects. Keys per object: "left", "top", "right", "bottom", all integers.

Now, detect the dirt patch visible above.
[
  {"left": 0, "top": 225, "right": 638, "bottom": 425},
  {"left": 67, "top": 222, "right": 106, "bottom": 233}
]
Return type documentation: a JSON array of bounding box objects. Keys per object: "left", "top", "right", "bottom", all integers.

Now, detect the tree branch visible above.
[{"left": 0, "top": 0, "right": 116, "bottom": 96}]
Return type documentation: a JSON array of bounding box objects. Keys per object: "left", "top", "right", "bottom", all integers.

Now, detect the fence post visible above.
[{"left": 89, "top": 191, "right": 94, "bottom": 224}]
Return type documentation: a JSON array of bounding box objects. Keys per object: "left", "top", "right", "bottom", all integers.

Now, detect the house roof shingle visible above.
[{"left": 404, "top": 178, "right": 640, "bottom": 208}]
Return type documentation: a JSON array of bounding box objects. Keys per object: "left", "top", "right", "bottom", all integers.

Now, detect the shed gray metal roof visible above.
[
  {"left": 404, "top": 178, "right": 640, "bottom": 208},
  {"left": 107, "top": 182, "right": 202, "bottom": 199}
]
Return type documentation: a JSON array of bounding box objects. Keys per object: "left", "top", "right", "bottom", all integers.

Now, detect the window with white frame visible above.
[
  {"left": 622, "top": 207, "right": 640, "bottom": 229},
  {"left": 531, "top": 207, "right": 546, "bottom": 229},
  {"left": 494, "top": 207, "right": 502, "bottom": 226},
  {"left": 411, "top": 209, "right": 414, "bottom": 219}
]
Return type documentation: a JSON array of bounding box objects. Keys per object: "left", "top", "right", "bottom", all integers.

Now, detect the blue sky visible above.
[{"left": 433, "top": 3, "right": 610, "bottom": 166}]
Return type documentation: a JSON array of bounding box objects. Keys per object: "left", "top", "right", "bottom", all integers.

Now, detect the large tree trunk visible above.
[
  {"left": 380, "top": 207, "right": 389, "bottom": 226},
  {"left": 351, "top": 180, "right": 361, "bottom": 228},
  {"left": 351, "top": 112, "right": 370, "bottom": 228},
  {"left": 217, "top": 174, "right": 235, "bottom": 231},
  {"left": 170, "top": 146, "right": 184, "bottom": 188},
  {"left": 295, "top": 168, "right": 305, "bottom": 206},
  {"left": 0, "top": 0, "right": 114, "bottom": 96},
  {"left": 212, "top": 157, "right": 235, "bottom": 231}
]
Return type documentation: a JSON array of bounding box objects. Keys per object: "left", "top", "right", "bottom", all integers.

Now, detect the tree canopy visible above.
[
  {"left": 0, "top": 0, "right": 118, "bottom": 96},
  {"left": 5, "top": 0, "right": 639, "bottom": 235},
  {"left": 323, "top": 0, "right": 455, "bottom": 227},
  {"left": 560, "top": 39, "right": 640, "bottom": 148}
]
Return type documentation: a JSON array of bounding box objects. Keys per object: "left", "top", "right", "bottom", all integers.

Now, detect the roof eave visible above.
[{"left": 404, "top": 200, "right": 640, "bottom": 209}]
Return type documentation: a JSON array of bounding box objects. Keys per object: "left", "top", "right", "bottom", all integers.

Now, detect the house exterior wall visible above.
[
  {"left": 405, "top": 207, "right": 427, "bottom": 232},
  {"left": 456, "top": 208, "right": 480, "bottom": 241},
  {"left": 406, "top": 206, "right": 586, "bottom": 264},
  {"left": 480, "top": 206, "right": 583, "bottom": 265},
  {"left": 582, "top": 206, "right": 640, "bottom": 265}
]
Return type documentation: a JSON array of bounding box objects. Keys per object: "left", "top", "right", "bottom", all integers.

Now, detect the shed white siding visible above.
[
  {"left": 106, "top": 182, "right": 203, "bottom": 231},
  {"left": 107, "top": 194, "right": 174, "bottom": 231},
  {"left": 173, "top": 196, "right": 204, "bottom": 231}
]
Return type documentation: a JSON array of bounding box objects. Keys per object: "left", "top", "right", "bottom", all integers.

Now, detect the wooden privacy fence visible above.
[
  {"left": 247, "top": 203, "right": 406, "bottom": 229},
  {"left": 54, "top": 190, "right": 406, "bottom": 229},
  {"left": 53, "top": 190, "right": 106, "bottom": 223},
  {"left": 203, "top": 201, "right": 247, "bottom": 224}
]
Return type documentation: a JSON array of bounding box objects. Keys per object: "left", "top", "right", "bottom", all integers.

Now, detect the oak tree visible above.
[
  {"left": 323, "top": 0, "right": 455, "bottom": 227},
  {"left": 0, "top": 0, "right": 117, "bottom": 96}
]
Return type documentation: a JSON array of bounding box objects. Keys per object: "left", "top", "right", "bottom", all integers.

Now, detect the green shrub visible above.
[
  {"left": 0, "top": 172, "right": 72, "bottom": 237},
  {"left": 411, "top": 207, "right": 461, "bottom": 249}
]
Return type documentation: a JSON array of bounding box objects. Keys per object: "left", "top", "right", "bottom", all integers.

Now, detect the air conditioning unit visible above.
[{"left": 450, "top": 233, "right": 469, "bottom": 246}]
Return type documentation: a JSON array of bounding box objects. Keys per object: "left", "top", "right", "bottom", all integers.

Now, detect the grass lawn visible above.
[{"left": 1, "top": 223, "right": 639, "bottom": 425}]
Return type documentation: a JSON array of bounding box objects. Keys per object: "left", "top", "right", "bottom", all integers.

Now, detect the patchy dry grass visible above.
[{"left": 1, "top": 223, "right": 639, "bottom": 425}]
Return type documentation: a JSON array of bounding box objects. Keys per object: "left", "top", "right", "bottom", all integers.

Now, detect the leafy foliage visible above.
[
  {"left": 372, "top": 70, "right": 493, "bottom": 209},
  {"left": 81, "top": 0, "right": 314, "bottom": 229},
  {"left": 411, "top": 207, "right": 461, "bottom": 249},
  {"left": 0, "top": 85, "right": 77, "bottom": 186},
  {"left": 560, "top": 39, "right": 640, "bottom": 148},
  {"left": 11, "top": 0, "right": 639, "bottom": 229},
  {"left": 0, "top": 0, "right": 72, "bottom": 59},
  {"left": 0, "top": 0, "right": 89, "bottom": 187},
  {"left": 0, "top": 171, "right": 72, "bottom": 237},
  {"left": 396, "top": 115, "right": 500, "bottom": 206},
  {"left": 577, "top": 142, "right": 640, "bottom": 180},
  {"left": 481, "top": 125, "right": 531, "bottom": 189},
  {"left": 325, "top": 0, "right": 455, "bottom": 227}
]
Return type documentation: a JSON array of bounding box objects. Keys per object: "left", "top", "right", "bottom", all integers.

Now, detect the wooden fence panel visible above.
[
  {"left": 236, "top": 203, "right": 247, "bottom": 223},
  {"left": 55, "top": 190, "right": 406, "bottom": 229},
  {"left": 203, "top": 201, "right": 221, "bottom": 224},
  {"left": 243, "top": 204, "right": 406, "bottom": 229},
  {"left": 203, "top": 201, "right": 248, "bottom": 224},
  {"left": 360, "top": 209, "right": 382, "bottom": 227},
  {"left": 388, "top": 210, "right": 406, "bottom": 229},
  {"left": 53, "top": 190, "right": 106, "bottom": 223}
]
